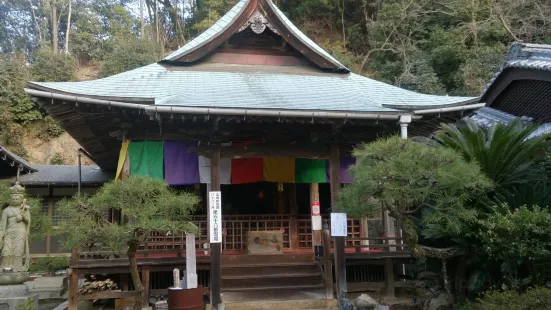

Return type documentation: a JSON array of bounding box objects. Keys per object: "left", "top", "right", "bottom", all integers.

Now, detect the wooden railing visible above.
[
  {"left": 344, "top": 237, "right": 408, "bottom": 253},
  {"left": 76, "top": 214, "right": 367, "bottom": 261}
]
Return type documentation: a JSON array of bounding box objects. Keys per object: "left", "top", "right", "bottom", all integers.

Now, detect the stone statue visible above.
[
  {"left": 0, "top": 182, "right": 30, "bottom": 284},
  {"left": 0, "top": 182, "right": 37, "bottom": 310}
]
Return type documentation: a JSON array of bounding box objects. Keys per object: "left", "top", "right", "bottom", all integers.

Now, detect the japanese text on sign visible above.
[
  {"left": 330, "top": 213, "right": 347, "bottom": 237},
  {"left": 209, "top": 191, "right": 222, "bottom": 243}
]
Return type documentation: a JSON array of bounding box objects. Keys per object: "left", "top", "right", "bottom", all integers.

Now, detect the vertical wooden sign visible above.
[{"left": 209, "top": 191, "right": 222, "bottom": 243}]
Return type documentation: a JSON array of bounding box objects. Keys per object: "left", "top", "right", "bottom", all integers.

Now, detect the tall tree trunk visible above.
[
  {"left": 51, "top": 0, "right": 59, "bottom": 54},
  {"left": 28, "top": 0, "right": 42, "bottom": 46},
  {"left": 65, "top": 0, "right": 72, "bottom": 54},
  {"left": 140, "top": 0, "right": 144, "bottom": 39},
  {"left": 127, "top": 240, "right": 144, "bottom": 310}
]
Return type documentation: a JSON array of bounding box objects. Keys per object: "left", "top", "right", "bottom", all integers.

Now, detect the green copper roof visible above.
[{"left": 30, "top": 63, "right": 475, "bottom": 113}]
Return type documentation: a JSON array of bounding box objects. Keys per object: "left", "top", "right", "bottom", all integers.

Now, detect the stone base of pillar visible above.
[{"left": 0, "top": 284, "right": 38, "bottom": 310}]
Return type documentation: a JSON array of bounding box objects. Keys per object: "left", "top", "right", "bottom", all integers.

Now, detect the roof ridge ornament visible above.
[{"left": 239, "top": 10, "right": 280, "bottom": 35}]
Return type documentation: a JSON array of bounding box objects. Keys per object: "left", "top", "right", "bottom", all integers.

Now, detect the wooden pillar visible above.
[
  {"left": 383, "top": 211, "right": 396, "bottom": 251},
  {"left": 46, "top": 201, "right": 53, "bottom": 255},
  {"left": 141, "top": 266, "right": 150, "bottom": 306},
  {"left": 68, "top": 247, "right": 79, "bottom": 310},
  {"left": 384, "top": 258, "right": 395, "bottom": 297},
  {"left": 311, "top": 183, "right": 322, "bottom": 251},
  {"left": 322, "top": 229, "right": 334, "bottom": 299},
  {"left": 209, "top": 144, "right": 222, "bottom": 308},
  {"left": 289, "top": 184, "right": 299, "bottom": 250},
  {"left": 360, "top": 217, "right": 369, "bottom": 250},
  {"left": 330, "top": 144, "right": 347, "bottom": 299}
]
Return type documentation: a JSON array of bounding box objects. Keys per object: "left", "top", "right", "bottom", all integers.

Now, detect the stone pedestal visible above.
[{"left": 0, "top": 285, "right": 38, "bottom": 310}]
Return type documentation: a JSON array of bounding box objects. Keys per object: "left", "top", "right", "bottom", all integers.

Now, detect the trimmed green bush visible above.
[{"left": 476, "top": 287, "right": 551, "bottom": 310}]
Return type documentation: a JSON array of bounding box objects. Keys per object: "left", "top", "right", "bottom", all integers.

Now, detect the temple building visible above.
[{"left": 23, "top": 0, "right": 485, "bottom": 308}]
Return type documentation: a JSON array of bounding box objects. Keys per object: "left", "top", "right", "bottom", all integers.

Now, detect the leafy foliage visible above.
[
  {"left": 29, "top": 256, "right": 70, "bottom": 274},
  {"left": 436, "top": 120, "right": 551, "bottom": 207},
  {"left": 49, "top": 153, "right": 65, "bottom": 165},
  {"left": 337, "top": 136, "right": 492, "bottom": 255},
  {"left": 475, "top": 287, "right": 551, "bottom": 310},
  {"left": 476, "top": 206, "right": 551, "bottom": 289},
  {"left": 99, "top": 37, "right": 161, "bottom": 78},
  {"left": 58, "top": 176, "right": 198, "bottom": 310},
  {"left": 31, "top": 48, "right": 77, "bottom": 82},
  {"left": 57, "top": 176, "right": 199, "bottom": 252}
]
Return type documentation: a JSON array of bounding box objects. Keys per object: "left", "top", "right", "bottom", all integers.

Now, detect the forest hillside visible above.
[{"left": 1, "top": 0, "right": 550, "bottom": 164}]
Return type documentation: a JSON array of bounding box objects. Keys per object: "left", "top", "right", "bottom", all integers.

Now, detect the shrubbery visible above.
[
  {"left": 475, "top": 287, "right": 551, "bottom": 310},
  {"left": 29, "top": 256, "right": 70, "bottom": 274}
]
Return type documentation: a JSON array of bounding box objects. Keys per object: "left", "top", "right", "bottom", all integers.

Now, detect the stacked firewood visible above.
[{"left": 78, "top": 278, "right": 118, "bottom": 295}]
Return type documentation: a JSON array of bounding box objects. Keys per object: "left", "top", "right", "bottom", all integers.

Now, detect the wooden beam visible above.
[
  {"left": 330, "top": 144, "right": 347, "bottom": 300},
  {"left": 193, "top": 144, "right": 352, "bottom": 159},
  {"left": 210, "top": 144, "right": 222, "bottom": 308}
]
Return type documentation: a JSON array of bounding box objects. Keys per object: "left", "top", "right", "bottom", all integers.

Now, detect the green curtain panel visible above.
[
  {"left": 295, "top": 158, "right": 327, "bottom": 183},
  {"left": 128, "top": 141, "right": 164, "bottom": 180}
]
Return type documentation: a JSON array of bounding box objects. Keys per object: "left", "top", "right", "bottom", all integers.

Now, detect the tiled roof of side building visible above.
[
  {"left": 481, "top": 42, "right": 551, "bottom": 99},
  {"left": 8, "top": 165, "right": 113, "bottom": 186},
  {"left": 29, "top": 63, "right": 475, "bottom": 112}
]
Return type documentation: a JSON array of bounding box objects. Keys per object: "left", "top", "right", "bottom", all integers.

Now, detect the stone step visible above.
[{"left": 211, "top": 297, "right": 336, "bottom": 308}]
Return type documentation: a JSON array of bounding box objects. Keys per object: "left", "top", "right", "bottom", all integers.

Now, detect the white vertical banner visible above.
[
  {"left": 331, "top": 213, "right": 347, "bottom": 237},
  {"left": 209, "top": 191, "right": 222, "bottom": 243}
]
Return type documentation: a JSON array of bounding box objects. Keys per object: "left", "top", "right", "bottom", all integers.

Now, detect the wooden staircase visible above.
[{"left": 220, "top": 254, "right": 327, "bottom": 302}]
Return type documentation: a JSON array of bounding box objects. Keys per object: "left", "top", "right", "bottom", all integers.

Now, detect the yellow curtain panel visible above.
[
  {"left": 262, "top": 157, "right": 295, "bottom": 183},
  {"left": 115, "top": 141, "right": 129, "bottom": 180}
]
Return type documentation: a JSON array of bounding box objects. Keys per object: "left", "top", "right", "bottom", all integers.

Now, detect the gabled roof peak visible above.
[{"left": 161, "top": 0, "right": 349, "bottom": 73}]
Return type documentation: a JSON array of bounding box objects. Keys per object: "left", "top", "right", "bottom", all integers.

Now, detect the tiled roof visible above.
[
  {"left": 0, "top": 146, "right": 36, "bottom": 173},
  {"left": 30, "top": 63, "right": 475, "bottom": 113},
  {"left": 470, "top": 107, "right": 551, "bottom": 138},
  {"left": 164, "top": 0, "right": 248, "bottom": 61},
  {"left": 266, "top": 0, "right": 345, "bottom": 70},
  {"left": 163, "top": 0, "right": 348, "bottom": 71},
  {"left": 481, "top": 42, "right": 551, "bottom": 98},
  {"left": 8, "top": 165, "right": 113, "bottom": 186}
]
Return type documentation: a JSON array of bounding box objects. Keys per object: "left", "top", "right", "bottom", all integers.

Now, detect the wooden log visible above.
[
  {"left": 289, "top": 184, "right": 299, "bottom": 250},
  {"left": 329, "top": 144, "right": 347, "bottom": 299},
  {"left": 210, "top": 144, "right": 222, "bottom": 308}
]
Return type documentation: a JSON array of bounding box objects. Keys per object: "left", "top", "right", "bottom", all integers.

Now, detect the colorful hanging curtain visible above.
[
  {"left": 326, "top": 157, "right": 356, "bottom": 184},
  {"left": 231, "top": 158, "right": 263, "bottom": 184},
  {"left": 295, "top": 158, "right": 327, "bottom": 183},
  {"left": 263, "top": 157, "right": 295, "bottom": 183},
  {"left": 115, "top": 141, "right": 129, "bottom": 180},
  {"left": 164, "top": 141, "right": 200, "bottom": 185},
  {"left": 199, "top": 156, "right": 232, "bottom": 184},
  {"left": 127, "top": 141, "right": 164, "bottom": 180}
]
